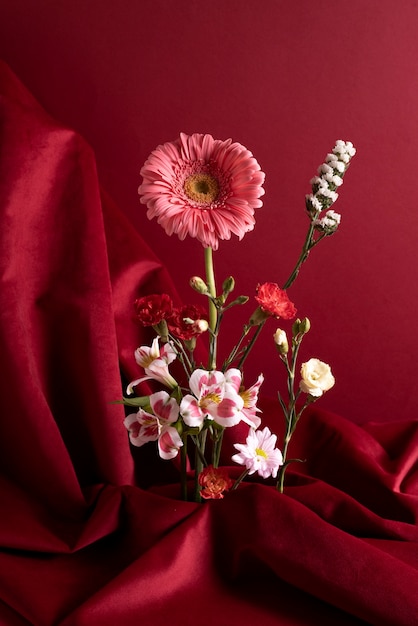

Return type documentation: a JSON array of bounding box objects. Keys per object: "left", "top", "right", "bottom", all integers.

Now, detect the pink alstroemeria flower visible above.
[
  {"left": 124, "top": 390, "right": 182, "bottom": 460},
  {"left": 180, "top": 368, "right": 244, "bottom": 428},
  {"left": 225, "top": 369, "right": 264, "bottom": 429},
  {"left": 127, "top": 337, "right": 178, "bottom": 393}
]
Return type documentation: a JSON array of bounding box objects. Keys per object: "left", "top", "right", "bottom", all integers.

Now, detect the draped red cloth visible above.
[{"left": 1, "top": 60, "right": 418, "bottom": 625}]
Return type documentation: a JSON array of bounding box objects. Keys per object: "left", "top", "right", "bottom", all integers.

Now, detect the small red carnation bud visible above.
[
  {"left": 167, "top": 305, "right": 209, "bottom": 341},
  {"left": 134, "top": 294, "right": 173, "bottom": 326}
]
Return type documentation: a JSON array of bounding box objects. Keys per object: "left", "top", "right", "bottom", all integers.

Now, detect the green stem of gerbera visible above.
[{"left": 205, "top": 246, "right": 217, "bottom": 370}]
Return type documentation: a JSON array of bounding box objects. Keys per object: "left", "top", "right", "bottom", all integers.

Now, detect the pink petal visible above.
[
  {"left": 180, "top": 395, "right": 205, "bottom": 427},
  {"left": 158, "top": 426, "right": 183, "bottom": 460}
]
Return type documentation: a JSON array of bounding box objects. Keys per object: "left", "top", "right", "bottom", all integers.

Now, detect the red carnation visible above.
[
  {"left": 198, "top": 465, "right": 234, "bottom": 500},
  {"left": 255, "top": 283, "right": 296, "bottom": 320},
  {"left": 167, "top": 304, "right": 209, "bottom": 341},
  {"left": 134, "top": 294, "right": 173, "bottom": 326}
]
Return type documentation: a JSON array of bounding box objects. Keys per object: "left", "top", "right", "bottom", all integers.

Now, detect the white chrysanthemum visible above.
[{"left": 232, "top": 427, "right": 283, "bottom": 479}]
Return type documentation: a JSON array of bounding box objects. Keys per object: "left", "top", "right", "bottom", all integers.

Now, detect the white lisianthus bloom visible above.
[{"left": 299, "top": 358, "right": 335, "bottom": 397}]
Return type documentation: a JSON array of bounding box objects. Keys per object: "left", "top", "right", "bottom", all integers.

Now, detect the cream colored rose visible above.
[{"left": 299, "top": 358, "right": 335, "bottom": 397}]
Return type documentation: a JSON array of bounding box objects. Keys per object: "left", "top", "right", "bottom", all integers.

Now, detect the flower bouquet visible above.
[{"left": 122, "top": 133, "right": 355, "bottom": 501}]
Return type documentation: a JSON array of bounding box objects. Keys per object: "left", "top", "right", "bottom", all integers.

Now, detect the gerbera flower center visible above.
[
  {"left": 184, "top": 173, "right": 219, "bottom": 204},
  {"left": 255, "top": 448, "right": 268, "bottom": 459}
]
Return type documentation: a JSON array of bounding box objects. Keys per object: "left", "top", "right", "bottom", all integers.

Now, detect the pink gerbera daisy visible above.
[{"left": 138, "top": 132, "right": 265, "bottom": 250}]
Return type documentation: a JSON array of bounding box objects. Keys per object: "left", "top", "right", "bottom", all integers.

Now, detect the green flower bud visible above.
[
  {"left": 222, "top": 276, "right": 235, "bottom": 295},
  {"left": 299, "top": 317, "right": 311, "bottom": 334},
  {"left": 292, "top": 318, "right": 302, "bottom": 335},
  {"left": 273, "top": 328, "right": 289, "bottom": 355},
  {"left": 190, "top": 276, "right": 208, "bottom": 294}
]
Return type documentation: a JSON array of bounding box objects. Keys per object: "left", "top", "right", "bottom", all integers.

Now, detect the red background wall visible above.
[{"left": 1, "top": 0, "right": 417, "bottom": 424}]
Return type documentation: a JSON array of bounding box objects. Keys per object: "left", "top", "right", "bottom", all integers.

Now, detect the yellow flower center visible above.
[
  {"left": 240, "top": 389, "right": 252, "bottom": 408},
  {"left": 200, "top": 392, "right": 221, "bottom": 409},
  {"left": 255, "top": 448, "right": 268, "bottom": 459},
  {"left": 184, "top": 173, "right": 219, "bottom": 204}
]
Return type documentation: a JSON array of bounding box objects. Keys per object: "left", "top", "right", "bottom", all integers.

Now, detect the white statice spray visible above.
[
  {"left": 305, "top": 140, "right": 356, "bottom": 233},
  {"left": 314, "top": 209, "right": 341, "bottom": 234}
]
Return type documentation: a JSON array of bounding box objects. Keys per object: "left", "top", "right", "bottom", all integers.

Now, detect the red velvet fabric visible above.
[{"left": 1, "top": 60, "right": 418, "bottom": 625}]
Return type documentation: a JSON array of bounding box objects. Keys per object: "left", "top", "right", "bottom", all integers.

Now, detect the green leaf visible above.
[{"left": 114, "top": 396, "right": 150, "bottom": 407}]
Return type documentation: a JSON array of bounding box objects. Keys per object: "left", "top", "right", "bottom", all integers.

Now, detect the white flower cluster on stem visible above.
[{"left": 305, "top": 140, "right": 356, "bottom": 234}]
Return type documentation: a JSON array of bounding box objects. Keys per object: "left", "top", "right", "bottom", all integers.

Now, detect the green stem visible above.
[
  {"left": 237, "top": 321, "right": 266, "bottom": 371},
  {"left": 232, "top": 468, "right": 250, "bottom": 490},
  {"left": 277, "top": 337, "right": 300, "bottom": 493},
  {"left": 193, "top": 429, "right": 208, "bottom": 503},
  {"left": 282, "top": 219, "right": 316, "bottom": 290},
  {"left": 277, "top": 431, "right": 292, "bottom": 493},
  {"left": 180, "top": 434, "right": 188, "bottom": 501},
  {"left": 212, "top": 428, "right": 224, "bottom": 468},
  {"left": 170, "top": 334, "right": 194, "bottom": 379},
  {"left": 204, "top": 247, "right": 217, "bottom": 370},
  {"left": 223, "top": 324, "right": 251, "bottom": 371},
  {"left": 282, "top": 214, "right": 331, "bottom": 290}
]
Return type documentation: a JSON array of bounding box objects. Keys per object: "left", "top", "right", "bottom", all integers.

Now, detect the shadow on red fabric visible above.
[{"left": 1, "top": 59, "right": 418, "bottom": 625}]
